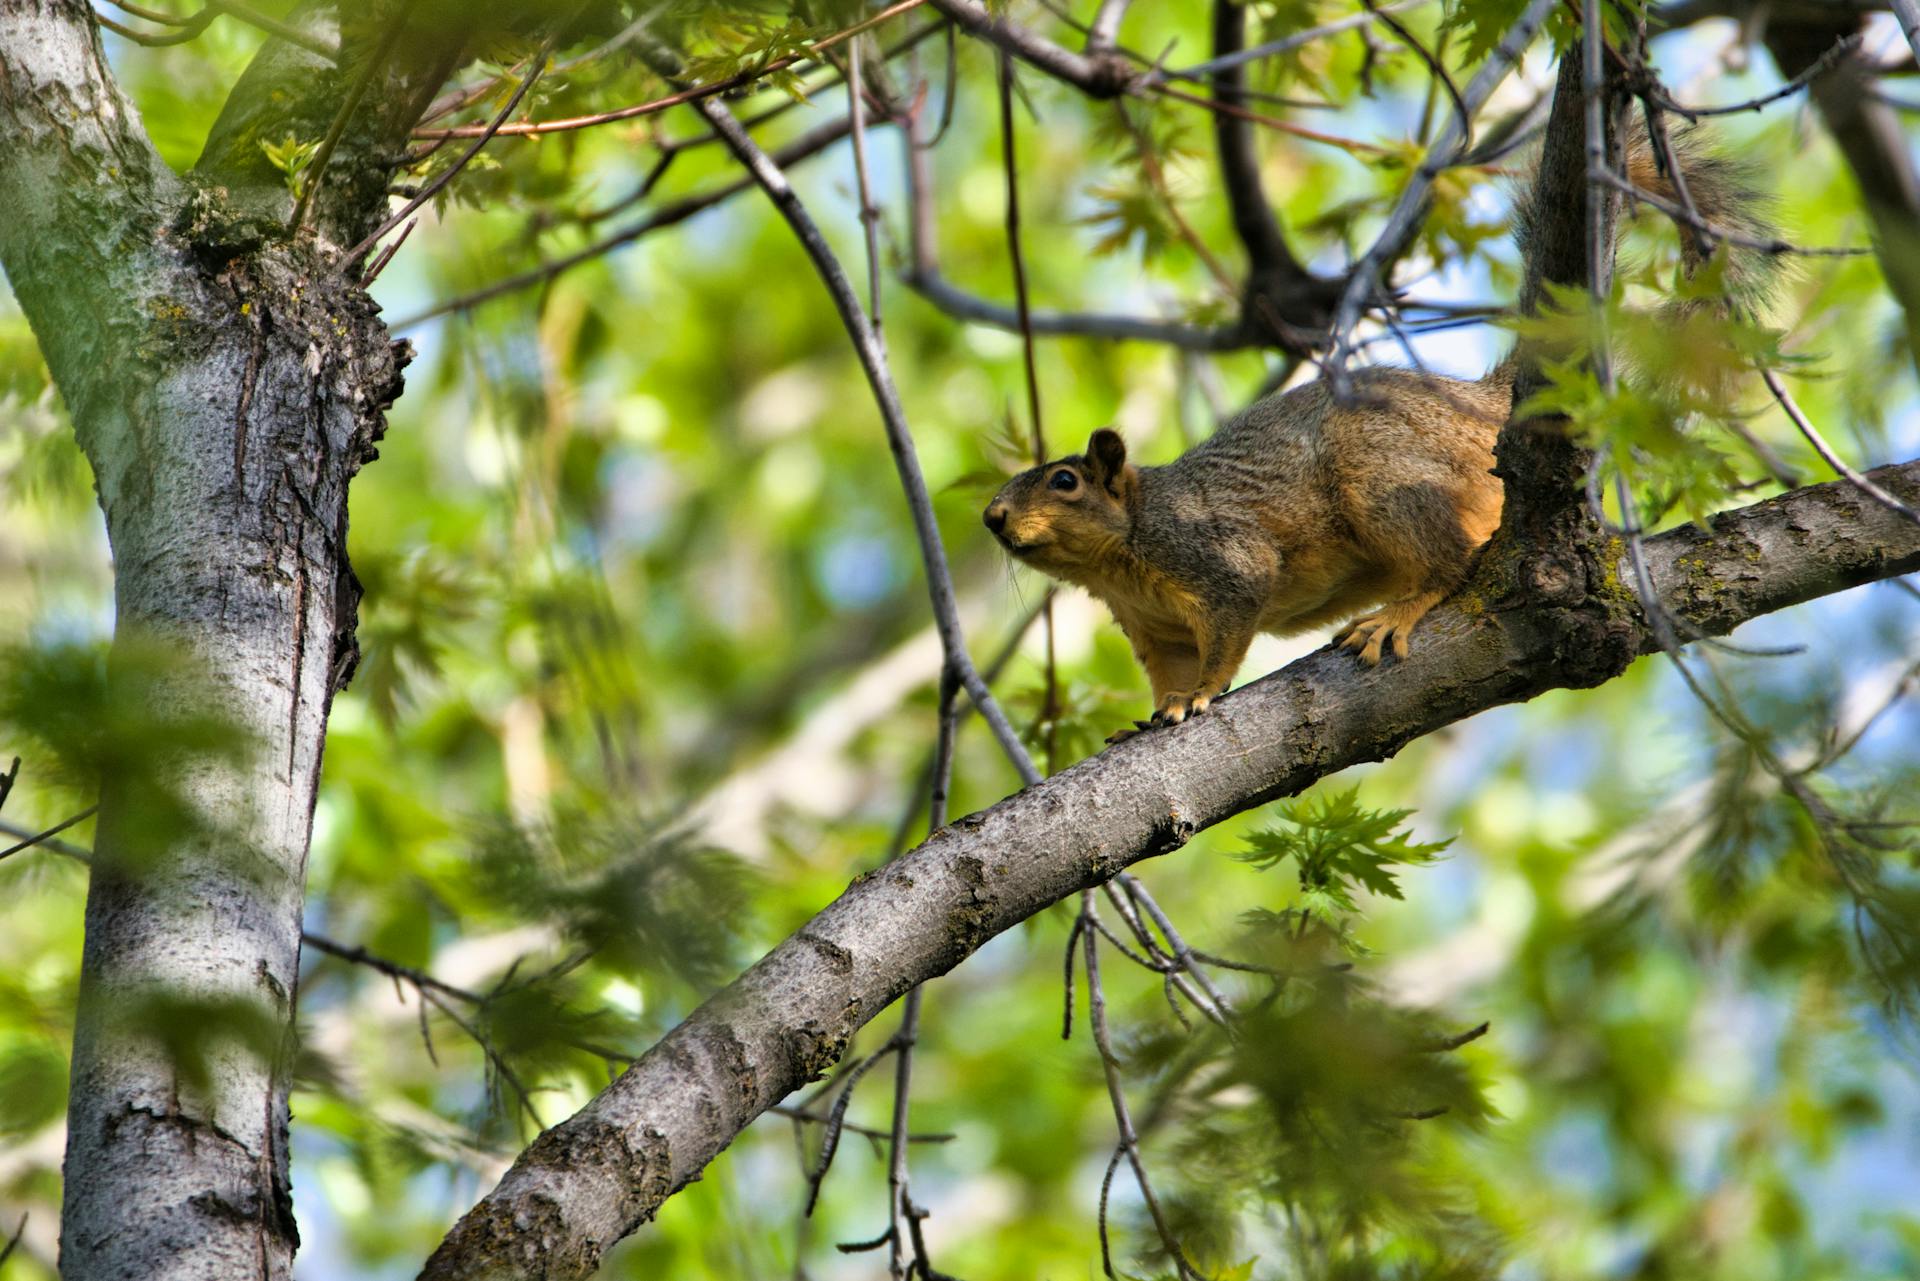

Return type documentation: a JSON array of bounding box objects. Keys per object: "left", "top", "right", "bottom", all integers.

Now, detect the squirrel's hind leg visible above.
[{"left": 1337, "top": 590, "right": 1445, "bottom": 664}]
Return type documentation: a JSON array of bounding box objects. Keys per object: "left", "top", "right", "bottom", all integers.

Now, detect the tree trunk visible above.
[
  {"left": 59, "top": 250, "right": 402, "bottom": 1280},
  {"left": 0, "top": 4, "right": 406, "bottom": 1275}
]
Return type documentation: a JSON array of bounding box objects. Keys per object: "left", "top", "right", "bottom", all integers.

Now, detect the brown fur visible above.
[
  {"left": 984, "top": 370, "right": 1511, "bottom": 735},
  {"left": 984, "top": 124, "right": 1773, "bottom": 738}
]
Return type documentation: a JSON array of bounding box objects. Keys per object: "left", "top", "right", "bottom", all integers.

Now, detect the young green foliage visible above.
[{"left": 1238, "top": 787, "right": 1452, "bottom": 921}]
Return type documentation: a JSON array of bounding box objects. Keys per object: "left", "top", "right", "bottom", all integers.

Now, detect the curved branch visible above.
[
  {"left": 901, "top": 267, "right": 1244, "bottom": 348},
  {"left": 422, "top": 460, "right": 1920, "bottom": 1280},
  {"left": 926, "top": 0, "right": 1135, "bottom": 96},
  {"left": 1209, "top": 0, "right": 1307, "bottom": 287}
]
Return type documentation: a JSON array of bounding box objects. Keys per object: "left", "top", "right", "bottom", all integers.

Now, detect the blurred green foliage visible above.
[{"left": 3, "top": 1, "right": 1919, "bottom": 1279}]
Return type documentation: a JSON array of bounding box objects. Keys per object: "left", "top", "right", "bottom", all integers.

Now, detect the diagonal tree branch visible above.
[
  {"left": 926, "top": 0, "right": 1135, "bottom": 96},
  {"left": 421, "top": 458, "right": 1920, "bottom": 1280}
]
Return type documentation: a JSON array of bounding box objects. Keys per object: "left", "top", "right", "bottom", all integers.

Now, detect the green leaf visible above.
[
  {"left": 258, "top": 133, "right": 321, "bottom": 197},
  {"left": 1238, "top": 787, "right": 1451, "bottom": 917}
]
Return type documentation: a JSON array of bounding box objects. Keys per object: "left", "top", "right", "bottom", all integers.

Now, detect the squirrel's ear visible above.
[{"left": 1086, "top": 428, "right": 1128, "bottom": 489}]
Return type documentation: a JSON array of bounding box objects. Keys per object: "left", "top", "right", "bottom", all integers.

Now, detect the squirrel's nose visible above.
[{"left": 983, "top": 502, "right": 1007, "bottom": 534}]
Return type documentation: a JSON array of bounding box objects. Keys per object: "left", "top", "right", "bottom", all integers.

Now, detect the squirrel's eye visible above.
[{"left": 1048, "top": 469, "right": 1079, "bottom": 493}]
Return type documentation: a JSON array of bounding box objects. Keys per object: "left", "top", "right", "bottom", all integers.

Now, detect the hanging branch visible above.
[
  {"left": 693, "top": 98, "right": 1038, "bottom": 779},
  {"left": 1079, "top": 896, "right": 1202, "bottom": 1280}
]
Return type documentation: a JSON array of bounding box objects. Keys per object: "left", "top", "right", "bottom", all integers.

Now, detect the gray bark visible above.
[
  {"left": 0, "top": 4, "right": 433, "bottom": 1277},
  {"left": 422, "top": 459, "right": 1920, "bottom": 1280}
]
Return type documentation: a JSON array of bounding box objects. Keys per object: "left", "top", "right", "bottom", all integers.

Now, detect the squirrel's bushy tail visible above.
[{"left": 1511, "top": 118, "right": 1781, "bottom": 323}]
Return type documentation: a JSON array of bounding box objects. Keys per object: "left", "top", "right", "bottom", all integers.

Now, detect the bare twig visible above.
[
  {"left": 1325, "top": 0, "right": 1557, "bottom": 394},
  {"left": 926, "top": 0, "right": 1135, "bottom": 98},
  {"left": 1651, "top": 32, "right": 1861, "bottom": 118},
  {"left": 1761, "top": 367, "right": 1920, "bottom": 523},
  {"left": 849, "top": 39, "right": 885, "bottom": 332},
  {"left": 1588, "top": 165, "right": 1871, "bottom": 257},
  {"left": 1162, "top": 0, "right": 1435, "bottom": 83},
  {"left": 100, "top": 0, "right": 337, "bottom": 58},
  {"left": 413, "top": 0, "right": 929, "bottom": 140},
  {"left": 900, "top": 101, "right": 1240, "bottom": 349},
  {"left": 1081, "top": 897, "right": 1201, "bottom": 1280},
  {"left": 390, "top": 113, "right": 867, "bottom": 328},
  {"left": 0, "top": 1214, "right": 26, "bottom": 1269},
  {"left": 0, "top": 805, "right": 98, "bottom": 864},
  {"left": 694, "top": 99, "right": 1037, "bottom": 780},
  {"left": 360, "top": 215, "right": 416, "bottom": 285}
]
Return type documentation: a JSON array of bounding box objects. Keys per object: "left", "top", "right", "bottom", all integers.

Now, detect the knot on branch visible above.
[
  {"left": 1239, "top": 266, "right": 1346, "bottom": 354},
  {"left": 1083, "top": 50, "right": 1139, "bottom": 99}
]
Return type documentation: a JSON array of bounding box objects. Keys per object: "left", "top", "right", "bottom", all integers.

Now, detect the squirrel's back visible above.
[{"left": 1159, "top": 364, "right": 1511, "bottom": 548}]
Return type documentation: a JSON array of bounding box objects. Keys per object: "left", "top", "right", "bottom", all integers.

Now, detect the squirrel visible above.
[{"left": 983, "top": 126, "right": 1774, "bottom": 739}]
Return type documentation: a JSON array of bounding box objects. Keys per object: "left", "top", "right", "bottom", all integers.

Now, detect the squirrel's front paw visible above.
[{"left": 1149, "top": 691, "right": 1212, "bottom": 727}]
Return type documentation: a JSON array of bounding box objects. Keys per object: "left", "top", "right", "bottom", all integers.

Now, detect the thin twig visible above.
[
  {"left": 103, "top": 0, "right": 337, "bottom": 57},
  {"left": 1762, "top": 367, "right": 1920, "bottom": 523},
  {"left": 288, "top": 0, "right": 414, "bottom": 235},
  {"left": 849, "top": 38, "right": 885, "bottom": 332},
  {"left": 412, "top": 0, "right": 929, "bottom": 140},
  {"left": 1649, "top": 32, "right": 1860, "bottom": 118},
  {"left": 0, "top": 805, "right": 98, "bottom": 863},
  {"left": 1160, "top": 0, "right": 1435, "bottom": 83},
  {"left": 1362, "top": 0, "right": 1468, "bottom": 146},
  {"left": 773, "top": 1103, "right": 953, "bottom": 1145},
  {"left": 1081, "top": 898, "right": 1201, "bottom": 1280},
  {"left": 0, "top": 1214, "right": 26, "bottom": 1269},
  {"left": 1325, "top": 0, "right": 1558, "bottom": 393},
  {"left": 1588, "top": 165, "right": 1871, "bottom": 257},
  {"left": 341, "top": 35, "right": 557, "bottom": 270},
  {"left": 390, "top": 113, "right": 868, "bottom": 328},
  {"left": 1150, "top": 82, "right": 1395, "bottom": 156},
  {"left": 695, "top": 97, "right": 1038, "bottom": 783}
]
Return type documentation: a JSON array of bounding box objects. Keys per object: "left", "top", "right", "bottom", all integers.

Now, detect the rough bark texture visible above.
[
  {"left": 422, "top": 461, "right": 1920, "bottom": 1281},
  {"left": 0, "top": 3, "right": 443, "bottom": 1277}
]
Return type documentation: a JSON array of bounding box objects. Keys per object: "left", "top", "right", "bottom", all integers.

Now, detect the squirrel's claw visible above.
[
  {"left": 1109, "top": 692, "right": 1217, "bottom": 744},
  {"left": 1338, "top": 613, "right": 1412, "bottom": 666},
  {"left": 1150, "top": 692, "right": 1213, "bottom": 727}
]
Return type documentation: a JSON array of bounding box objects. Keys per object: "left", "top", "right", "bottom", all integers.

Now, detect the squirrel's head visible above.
[{"left": 982, "top": 428, "right": 1139, "bottom": 578}]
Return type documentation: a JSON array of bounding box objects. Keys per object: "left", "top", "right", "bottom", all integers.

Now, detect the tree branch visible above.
[
  {"left": 1209, "top": 0, "right": 1339, "bottom": 348},
  {"left": 925, "top": 0, "right": 1135, "bottom": 97},
  {"left": 1763, "top": 15, "right": 1920, "bottom": 378},
  {"left": 421, "top": 460, "right": 1920, "bottom": 1280}
]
